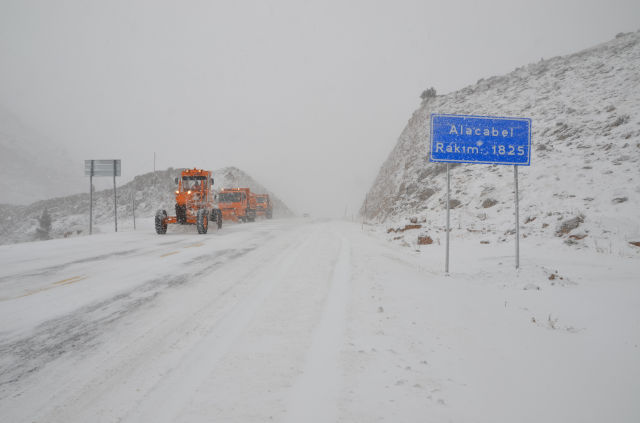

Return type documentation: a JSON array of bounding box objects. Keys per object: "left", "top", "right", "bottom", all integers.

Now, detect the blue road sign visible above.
[{"left": 430, "top": 114, "right": 531, "bottom": 165}]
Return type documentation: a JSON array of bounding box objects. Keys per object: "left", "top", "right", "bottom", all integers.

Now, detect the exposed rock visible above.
[
  {"left": 482, "top": 198, "right": 499, "bottom": 208},
  {"left": 555, "top": 216, "right": 583, "bottom": 236},
  {"left": 612, "top": 197, "right": 628, "bottom": 204},
  {"left": 419, "top": 188, "right": 436, "bottom": 201},
  {"left": 569, "top": 233, "right": 587, "bottom": 240},
  {"left": 417, "top": 234, "right": 433, "bottom": 245},
  {"left": 524, "top": 216, "right": 537, "bottom": 224},
  {"left": 443, "top": 199, "right": 461, "bottom": 209},
  {"left": 480, "top": 240, "right": 490, "bottom": 244}
]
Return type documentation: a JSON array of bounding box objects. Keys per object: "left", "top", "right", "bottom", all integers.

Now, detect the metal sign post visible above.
[
  {"left": 514, "top": 166, "right": 520, "bottom": 268},
  {"left": 362, "top": 194, "right": 367, "bottom": 230},
  {"left": 113, "top": 160, "right": 118, "bottom": 232},
  {"left": 89, "top": 160, "right": 94, "bottom": 235},
  {"left": 445, "top": 163, "right": 450, "bottom": 274},
  {"left": 85, "top": 160, "right": 121, "bottom": 235},
  {"left": 430, "top": 114, "right": 531, "bottom": 272},
  {"left": 132, "top": 192, "right": 136, "bottom": 230}
]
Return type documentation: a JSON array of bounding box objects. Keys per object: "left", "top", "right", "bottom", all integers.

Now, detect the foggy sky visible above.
[{"left": 1, "top": 0, "right": 639, "bottom": 217}]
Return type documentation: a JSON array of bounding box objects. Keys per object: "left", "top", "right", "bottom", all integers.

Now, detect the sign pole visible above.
[
  {"left": 362, "top": 194, "right": 367, "bottom": 229},
  {"left": 132, "top": 192, "right": 136, "bottom": 230},
  {"left": 89, "top": 160, "right": 93, "bottom": 235},
  {"left": 445, "top": 163, "right": 450, "bottom": 275},
  {"left": 113, "top": 159, "right": 118, "bottom": 233},
  {"left": 429, "top": 114, "right": 531, "bottom": 275},
  {"left": 514, "top": 165, "right": 520, "bottom": 269}
]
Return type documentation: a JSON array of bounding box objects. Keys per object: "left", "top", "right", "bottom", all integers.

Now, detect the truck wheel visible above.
[
  {"left": 210, "top": 210, "right": 222, "bottom": 229},
  {"left": 155, "top": 210, "right": 168, "bottom": 234},
  {"left": 197, "top": 209, "right": 209, "bottom": 234}
]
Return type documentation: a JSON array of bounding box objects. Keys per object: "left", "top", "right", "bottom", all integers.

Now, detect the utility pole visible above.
[{"left": 154, "top": 152, "right": 156, "bottom": 172}]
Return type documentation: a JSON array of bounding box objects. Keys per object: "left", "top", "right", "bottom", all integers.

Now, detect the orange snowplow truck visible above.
[
  {"left": 155, "top": 168, "right": 222, "bottom": 235},
  {"left": 218, "top": 188, "right": 257, "bottom": 222},
  {"left": 255, "top": 194, "right": 273, "bottom": 219}
]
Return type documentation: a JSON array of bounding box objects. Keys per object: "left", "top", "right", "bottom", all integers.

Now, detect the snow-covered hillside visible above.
[
  {"left": 0, "top": 166, "right": 294, "bottom": 245},
  {"left": 0, "top": 105, "right": 85, "bottom": 205},
  {"left": 361, "top": 31, "right": 640, "bottom": 256}
]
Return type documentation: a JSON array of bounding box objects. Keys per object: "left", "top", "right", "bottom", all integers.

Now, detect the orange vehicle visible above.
[
  {"left": 255, "top": 194, "right": 273, "bottom": 219},
  {"left": 218, "top": 188, "right": 257, "bottom": 222},
  {"left": 155, "top": 168, "right": 222, "bottom": 235}
]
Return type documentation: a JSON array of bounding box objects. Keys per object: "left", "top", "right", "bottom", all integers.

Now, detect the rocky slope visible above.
[
  {"left": 0, "top": 166, "right": 294, "bottom": 245},
  {"left": 0, "top": 105, "right": 85, "bottom": 205},
  {"left": 360, "top": 31, "right": 640, "bottom": 255}
]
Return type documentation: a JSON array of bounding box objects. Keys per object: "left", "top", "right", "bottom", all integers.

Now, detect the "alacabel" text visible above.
[{"left": 449, "top": 125, "right": 514, "bottom": 137}]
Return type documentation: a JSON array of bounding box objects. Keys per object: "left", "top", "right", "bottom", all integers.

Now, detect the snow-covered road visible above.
[{"left": 1, "top": 218, "right": 638, "bottom": 422}]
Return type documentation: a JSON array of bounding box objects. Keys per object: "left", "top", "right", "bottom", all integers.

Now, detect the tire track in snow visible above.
[
  {"left": 120, "top": 226, "right": 319, "bottom": 422},
  {"left": 0, "top": 247, "right": 257, "bottom": 392},
  {"left": 0, "top": 221, "right": 310, "bottom": 422},
  {"left": 283, "top": 230, "right": 350, "bottom": 422}
]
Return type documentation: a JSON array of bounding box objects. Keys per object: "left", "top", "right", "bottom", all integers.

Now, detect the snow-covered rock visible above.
[{"left": 361, "top": 32, "right": 640, "bottom": 256}]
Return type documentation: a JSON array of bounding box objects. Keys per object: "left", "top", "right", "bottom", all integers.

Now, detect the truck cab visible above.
[
  {"left": 255, "top": 194, "right": 273, "bottom": 219},
  {"left": 218, "top": 188, "right": 257, "bottom": 222}
]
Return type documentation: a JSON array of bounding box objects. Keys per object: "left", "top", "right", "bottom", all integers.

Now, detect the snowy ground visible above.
[{"left": 0, "top": 218, "right": 638, "bottom": 422}]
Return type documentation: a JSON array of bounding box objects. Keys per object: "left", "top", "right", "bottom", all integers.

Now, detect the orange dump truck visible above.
[
  {"left": 255, "top": 194, "right": 273, "bottom": 219},
  {"left": 218, "top": 188, "right": 257, "bottom": 222},
  {"left": 155, "top": 168, "right": 222, "bottom": 235}
]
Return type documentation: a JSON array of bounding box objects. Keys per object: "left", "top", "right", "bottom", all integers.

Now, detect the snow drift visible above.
[{"left": 361, "top": 31, "right": 640, "bottom": 256}]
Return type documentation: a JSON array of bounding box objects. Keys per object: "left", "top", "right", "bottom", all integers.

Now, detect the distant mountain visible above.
[
  {"left": 0, "top": 105, "right": 85, "bottom": 205},
  {"left": 0, "top": 166, "right": 294, "bottom": 245},
  {"left": 360, "top": 32, "right": 640, "bottom": 251}
]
